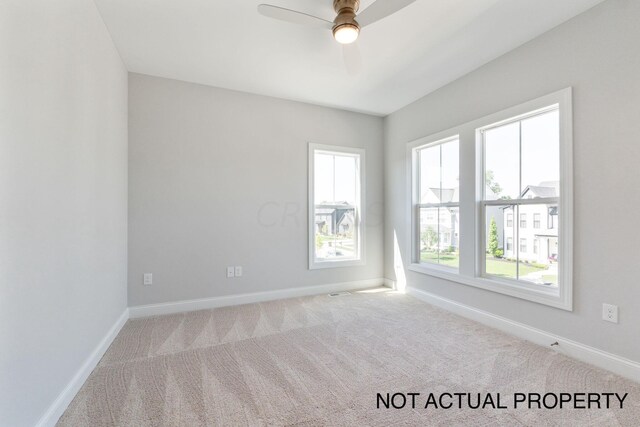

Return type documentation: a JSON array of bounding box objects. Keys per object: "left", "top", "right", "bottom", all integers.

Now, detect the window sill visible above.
[
  {"left": 309, "top": 259, "right": 365, "bottom": 270},
  {"left": 408, "top": 263, "right": 572, "bottom": 311}
]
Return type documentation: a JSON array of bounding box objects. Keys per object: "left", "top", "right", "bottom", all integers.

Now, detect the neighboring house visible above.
[
  {"left": 419, "top": 185, "right": 504, "bottom": 252},
  {"left": 503, "top": 182, "right": 559, "bottom": 264},
  {"left": 420, "top": 187, "right": 460, "bottom": 251},
  {"left": 315, "top": 202, "right": 355, "bottom": 236}
]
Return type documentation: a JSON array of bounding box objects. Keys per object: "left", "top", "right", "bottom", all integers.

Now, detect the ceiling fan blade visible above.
[
  {"left": 257, "top": 4, "right": 333, "bottom": 29},
  {"left": 343, "top": 43, "right": 363, "bottom": 76},
  {"left": 356, "top": 0, "right": 417, "bottom": 27}
]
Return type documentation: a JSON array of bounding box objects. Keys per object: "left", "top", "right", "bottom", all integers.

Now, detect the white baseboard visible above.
[
  {"left": 406, "top": 286, "right": 640, "bottom": 383},
  {"left": 34, "top": 279, "right": 385, "bottom": 425},
  {"left": 129, "top": 278, "right": 386, "bottom": 318},
  {"left": 35, "top": 308, "right": 130, "bottom": 427}
]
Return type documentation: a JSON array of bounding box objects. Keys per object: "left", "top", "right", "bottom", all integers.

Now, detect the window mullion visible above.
[
  {"left": 484, "top": 197, "right": 558, "bottom": 206},
  {"left": 516, "top": 204, "right": 520, "bottom": 280},
  {"left": 517, "top": 120, "right": 522, "bottom": 280},
  {"left": 438, "top": 145, "right": 442, "bottom": 264}
]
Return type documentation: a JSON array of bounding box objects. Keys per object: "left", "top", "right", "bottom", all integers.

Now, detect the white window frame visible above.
[
  {"left": 409, "top": 135, "right": 460, "bottom": 274},
  {"left": 308, "top": 143, "right": 365, "bottom": 270},
  {"left": 407, "top": 88, "right": 573, "bottom": 311}
]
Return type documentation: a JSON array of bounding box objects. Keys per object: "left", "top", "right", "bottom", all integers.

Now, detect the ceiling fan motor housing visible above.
[{"left": 333, "top": 0, "right": 360, "bottom": 32}]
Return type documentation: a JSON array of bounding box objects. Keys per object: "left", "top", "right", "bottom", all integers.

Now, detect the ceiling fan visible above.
[{"left": 258, "top": 0, "right": 417, "bottom": 72}]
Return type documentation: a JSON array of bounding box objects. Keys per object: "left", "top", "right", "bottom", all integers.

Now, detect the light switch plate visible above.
[
  {"left": 226, "top": 266, "right": 235, "bottom": 278},
  {"left": 235, "top": 266, "right": 243, "bottom": 277},
  {"left": 143, "top": 273, "right": 153, "bottom": 286}
]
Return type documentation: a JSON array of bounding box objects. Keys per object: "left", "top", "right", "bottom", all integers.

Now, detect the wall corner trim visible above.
[
  {"left": 406, "top": 286, "right": 640, "bottom": 383},
  {"left": 35, "top": 308, "right": 130, "bottom": 427},
  {"left": 129, "top": 278, "right": 386, "bottom": 318},
  {"left": 383, "top": 278, "right": 396, "bottom": 289}
]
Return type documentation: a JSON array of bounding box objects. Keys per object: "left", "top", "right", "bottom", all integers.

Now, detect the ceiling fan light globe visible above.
[{"left": 333, "top": 24, "right": 359, "bottom": 44}]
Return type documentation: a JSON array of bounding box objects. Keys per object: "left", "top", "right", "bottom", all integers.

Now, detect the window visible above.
[
  {"left": 411, "top": 136, "right": 460, "bottom": 269},
  {"left": 482, "top": 105, "right": 562, "bottom": 288},
  {"left": 408, "top": 89, "right": 572, "bottom": 310},
  {"left": 520, "top": 214, "right": 527, "bottom": 228},
  {"left": 520, "top": 238, "right": 527, "bottom": 253},
  {"left": 308, "top": 144, "right": 364, "bottom": 269}
]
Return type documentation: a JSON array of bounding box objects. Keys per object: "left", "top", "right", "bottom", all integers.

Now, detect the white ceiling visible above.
[{"left": 94, "top": 0, "right": 605, "bottom": 115}]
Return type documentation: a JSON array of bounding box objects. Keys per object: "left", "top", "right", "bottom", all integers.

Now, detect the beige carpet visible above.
[{"left": 58, "top": 288, "right": 640, "bottom": 426}]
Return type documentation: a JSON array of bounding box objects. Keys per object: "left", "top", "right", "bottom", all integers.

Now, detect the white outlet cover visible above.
[
  {"left": 226, "top": 266, "right": 235, "bottom": 278},
  {"left": 602, "top": 303, "right": 619, "bottom": 324},
  {"left": 143, "top": 273, "right": 152, "bottom": 285},
  {"left": 235, "top": 266, "right": 242, "bottom": 277}
]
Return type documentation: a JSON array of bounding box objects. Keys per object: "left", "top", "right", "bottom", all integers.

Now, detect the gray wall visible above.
[
  {"left": 128, "top": 74, "right": 384, "bottom": 306},
  {"left": 385, "top": 0, "right": 640, "bottom": 362},
  {"left": 0, "top": 1, "right": 128, "bottom": 425}
]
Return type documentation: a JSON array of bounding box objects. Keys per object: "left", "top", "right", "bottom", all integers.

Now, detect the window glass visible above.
[
  {"left": 521, "top": 110, "right": 560, "bottom": 196},
  {"left": 482, "top": 106, "right": 561, "bottom": 288},
  {"left": 312, "top": 149, "right": 362, "bottom": 266},
  {"left": 484, "top": 122, "right": 520, "bottom": 200},
  {"left": 415, "top": 138, "right": 459, "bottom": 268}
]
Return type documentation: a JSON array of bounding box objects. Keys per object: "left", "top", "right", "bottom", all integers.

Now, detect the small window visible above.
[
  {"left": 506, "top": 213, "right": 513, "bottom": 227},
  {"left": 520, "top": 214, "right": 527, "bottom": 228},
  {"left": 520, "top": 238, "right": 527, "bottom": 253},
  {"left": 506, "top": 237, "right": 513, "bottom": 251},
  {"left": 533, "top": 213, "right": 541, "bottom": 229},
  {"left": 533, "top": 238, "right": 539, "bottom": 255},
  {"left": 412, "top": 136, "right": 460, "bottom": 269},
  {"left": 309, "top": 144, "right": 364, "bottom": 269}
]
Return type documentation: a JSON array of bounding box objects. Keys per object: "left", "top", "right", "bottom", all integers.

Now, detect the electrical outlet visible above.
[
  {"left": 602, "top": 303, "right": 618, "bottom": 323},
  {"left": 235, "top": 266, "right": 243, "bottom": 277},
  {"left": 226, "top": 266, "right": 235, "bottom": 278},
  {"left": 143, "top": 273, "right": 153, "bottom": 286}
]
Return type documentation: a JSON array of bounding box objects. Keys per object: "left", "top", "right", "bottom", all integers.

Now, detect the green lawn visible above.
[
  {"left": 420, "top": 252, "right": 554, "bottom": 283},
  {"left": 420, "top": 251, "right": 459, "bottom": 268},
  {"left": 315, "top": 234, "right": 356, "bottom": 257},
  {"left": 485, "top": 256, "right": 545, "bottom": 278}
]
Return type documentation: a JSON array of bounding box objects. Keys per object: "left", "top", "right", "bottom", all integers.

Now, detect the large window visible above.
[
  {"left": 481, "top": 106, "right": 561, "bottom": 287},
  {"left": 308, "top": 144, "right": 364, "bottom": 269},
  {"left": 411, "top": 136, "right": 460, "bottom": 269},
  {"left": 408, "top": 88, "right": 572, "bottom": 310}
]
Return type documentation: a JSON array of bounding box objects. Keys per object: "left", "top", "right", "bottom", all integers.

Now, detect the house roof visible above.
[
  {"left": 422, "top": 187, "right": 459, "bottom": 204},
  {"left": 521, "top": 181, "right": 559, "bottom": 198}
]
